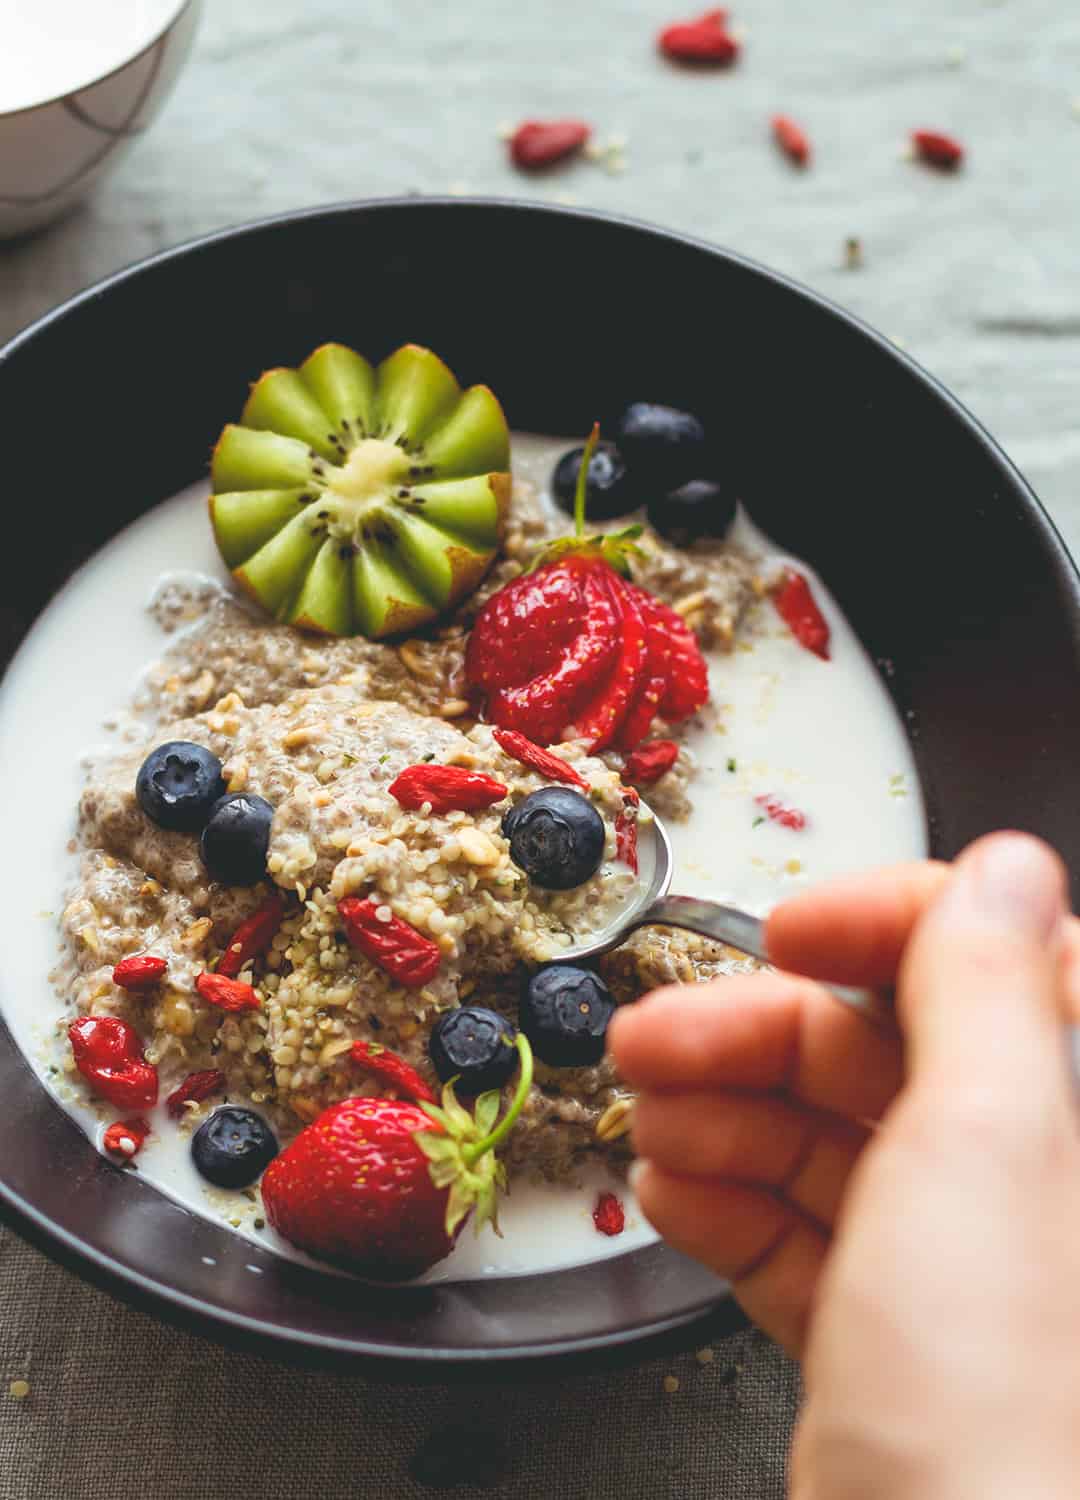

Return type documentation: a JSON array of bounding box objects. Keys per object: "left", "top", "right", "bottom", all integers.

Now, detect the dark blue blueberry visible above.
[
  {"left": 520, "top": 965, "right": 615, "bottom": 1067},
  {"left": 647, "top": 478, "right": 737, "bottom": 546},
  {"left": 429, "top": 1006, "right": 518, "bottom": 1094},
  {"left": 552, "top": 441, "right": 640, "bottom": 521},
  {"left": 501, "top": 787, "right": 605, "bottom": 890},
  {"left": 200, "top": 793, "right": 274, "bottom": 886},
  {"left": 191, "top": 1106, "right": 278, "bottom": 1188},
  {"left": 135, "top": 741, "right": 225, "bottom": 833},
  {"left": 616, "top": 402, "right": 707, "bottom": 490}
]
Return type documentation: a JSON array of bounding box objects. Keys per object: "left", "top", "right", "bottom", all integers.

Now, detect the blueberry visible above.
[
  {"left": 200, "top": 793, "right": 274, "bottom": 886},
  {"left": 647, "top": 478, "right": 737, "bottom": 546},
  {"left": 191, "top": 1106, "right": 278, "bottom": 1188},
  {"left": 135, "top": 741, "right": 225, "bottom": 833},
  {"left": 502, "top": 787, "right": 605, "bottom": 890},
  {"left": 552, "top": 441, "right": 640, "bottom": 521},
  {"left": 616, "top": 402, "right": 707, "bottom": 490},
  {"left": 520, "top": 965, "right": 615, "bottom": 1067},
  {"left": 429, "top": 1006, "right": 518, "bottom": 1094}
]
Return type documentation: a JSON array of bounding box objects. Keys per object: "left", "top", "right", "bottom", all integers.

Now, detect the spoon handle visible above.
[{"left": 637, "top": 895, "right": 896, "bottom": 1031}]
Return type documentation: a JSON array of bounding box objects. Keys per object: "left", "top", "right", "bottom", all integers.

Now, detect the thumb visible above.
[{"left": 898, "top": 832, "right": 1072, "bottom": 1121}]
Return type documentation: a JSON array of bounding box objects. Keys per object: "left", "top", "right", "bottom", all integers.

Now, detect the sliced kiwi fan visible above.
[{"left": 209, "top": 343, "right": 512, "bottom": 637}]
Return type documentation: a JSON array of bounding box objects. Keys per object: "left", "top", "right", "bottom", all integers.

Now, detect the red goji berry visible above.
[
  {"left": 102, "top": 1117, "right": 151, "bottom": 1160},
  {"left": 593, "top": 1191, "right": 625, "bottom": 1236},
  {"left": 351, "top": 1040, "right": 437, "bottom": 1104},
  {"left": 658, "top": 9, "right": 739, "bottom": 64},
  {"left": 217, "top": 892, "right": 285, "bottom": 978},
  {"left": 772, "top": 569, "right": 831, "bottom": 660},
  {"left": 755, "top": 793, "right": 807, "bottom": 831},
  {"left": 616, "top": 808, "right": 639, "bottom": 874},
  {"left": 166, "top": 1069, "right": 227, "bottom": 1119},
  {"left": 624, "top": 739, "right": 680, "bottom": 784},
  {"left": 69, "top": 1016, "right": 159, "bottom": 1111},
  {"left": 492, "top": 728, "right": 589, "bottom": 792},
  {"left": 195, "top": 971, "right": 261, "bottom": 1012},
  {"left": 388, "top": 765, "right": 508, "bottom": 815},
  {"left": 912, "top": 129, "right": 964, "bottom": 168},
  {"left": 337, "top": 898, "right": 442, "bottom": 988},
  {"left": 112, "top": 953, "right": 167, "bottom": 991},
  {"left": 509, "top": 119, "right": 591, "bottom": 170},
  {"left": 772, "top": 114, "right": 810, "bottom": 166}
]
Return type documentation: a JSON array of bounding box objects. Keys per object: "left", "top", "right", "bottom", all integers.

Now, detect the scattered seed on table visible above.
[
  {"left": 696, "top": 1347, "right": 715, "bottom": 1364},
  {"left": 8, "top": 1380, "right": 30, "bottom": 1400},
  {"left": 844, "top": 236, "right": 863, "bottom": 269},
  {"left": 663, "top": 1374, "right": 681, "bottom": 1394}
]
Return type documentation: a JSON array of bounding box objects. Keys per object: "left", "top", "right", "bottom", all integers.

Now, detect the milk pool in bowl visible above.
[{"left": 0, "top": 433, "right": 926, "bottom": 1284}]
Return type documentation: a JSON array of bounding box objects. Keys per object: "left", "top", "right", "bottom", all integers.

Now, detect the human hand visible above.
[{"left": 609, "top": 833, "right": 1080, "bottom": 1500}]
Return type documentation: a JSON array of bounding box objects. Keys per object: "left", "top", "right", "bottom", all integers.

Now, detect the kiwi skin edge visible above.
[{"left": 208, "top": 342, "right": 511, "bottom": 639}]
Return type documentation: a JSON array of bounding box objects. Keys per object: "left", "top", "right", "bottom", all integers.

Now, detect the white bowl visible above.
[{"left": 0, "top": 0, "right": 201, "bottom": 240}]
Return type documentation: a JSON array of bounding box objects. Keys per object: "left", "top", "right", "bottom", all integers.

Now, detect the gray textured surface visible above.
[{"left": 2, "top": 0, "right": 1079, "bottom": 1494}]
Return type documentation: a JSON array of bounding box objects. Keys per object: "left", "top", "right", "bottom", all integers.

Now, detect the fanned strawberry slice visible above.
[
  {"left": 485, "top": 560, "right": 619, "bottom": 744},
  {"left": 569, "top": 573, "right": 649, "bottom": 751},
  {"left": 617, "top": 586, "right": 673, "bottom": 750},
  {"left": 630, "top": 586, "right": 709, "bottom": 723},
  {"left": 465, "top": 562, "right": 585, "bottom": 693}
]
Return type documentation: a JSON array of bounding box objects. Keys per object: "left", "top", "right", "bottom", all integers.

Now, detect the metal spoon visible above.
[{"left": 562, "top": 804, "right": 895, "bottom": 1031}]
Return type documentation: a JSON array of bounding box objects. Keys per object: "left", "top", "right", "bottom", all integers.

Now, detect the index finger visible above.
[
  {"left": 608, "top": 971, "right": 903, "bottom": 1122},
  {"left": 765, "top": 861, "right": 950, "bottom": 985}
]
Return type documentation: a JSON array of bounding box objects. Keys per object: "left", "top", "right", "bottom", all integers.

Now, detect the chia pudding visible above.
[{"left": 56, "top": 470, "right": 762, "bottom": 1190}]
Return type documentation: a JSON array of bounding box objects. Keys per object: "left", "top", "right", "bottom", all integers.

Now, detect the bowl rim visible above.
[
  {"left": 0, "top": 0, "right": 196, "bottom": 121},
  {"left": 2, "top": 195, "right": 1077, "bottom": 1364}
]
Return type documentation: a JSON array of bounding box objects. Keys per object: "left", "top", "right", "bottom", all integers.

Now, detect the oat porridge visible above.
[{"left": 0, "top": 345, "right": 926, "bottom": 1281}]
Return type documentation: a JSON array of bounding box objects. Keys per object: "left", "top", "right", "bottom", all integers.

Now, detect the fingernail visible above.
[
  {"left": 627, "top": 1159, "right": 647, "bottom": 1194},
  {"left": 951, "top": 835, "right": 1064, "bottom": 941}
]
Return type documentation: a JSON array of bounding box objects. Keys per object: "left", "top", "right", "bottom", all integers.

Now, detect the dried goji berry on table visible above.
[
  {"left": 217, "top": 892, "right": 285, "bottom": 978},
  {"left": 492, "top": 729, "right": 589, "bottom": 792},
  {"left": 195, "top": 972, "right": 261, "bottom": 1012},
  {"left": 772, "top": 114, "right": 811, "bottom": 166},
  {"left": 624, "top": 739, "right": 680, "bottom": 784},
  {"left": 102, "top": 1117, "right": 151, "bottom": 1160},
  {"left": 509, "top": 119, "right": 591, "bottom": 170},
  {"left": 166, "top": 1069, "right": 227, "bottom": 1119},
  {"left": 772, "top": 569, "right": 831, "bottom": 660},
  {"left": 388, "top": 765, "right": 508, "bottom": 814},
  {"left": 912, "top": 129, "right": 964, "bottom": 168},
  {"left": 68, "top": 1016, "right": 159, "bottom": 1111},
  {"left": 658, "top": 9, "right": 739, "bottom": 64},
  {"left": 755, "top": 793, "right": 807, "bottom": 830},
  {"left": 593, "top": 1191, "right": 625, "bottom": 1236},
  {"left": 338, "top": 898, "right": 442, "bottom": 988},
  {"left": 112, "top": 954, "right": 168, "bottom": 991},
  {"left": 351, "top": 1040, "right": 437, "bottom": 1104}
]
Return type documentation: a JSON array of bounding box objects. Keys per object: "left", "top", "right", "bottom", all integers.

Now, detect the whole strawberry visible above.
[{"left": 261, "top": 1036, "right": 533, "bottom": 1280}]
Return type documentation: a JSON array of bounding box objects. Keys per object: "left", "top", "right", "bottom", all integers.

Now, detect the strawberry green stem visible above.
[
  {"left": 573, "top": 422, "right": 601, "bottom": 538},
  {"left": 462, "top": 1034, "right": 534, "bottom": 1164}
]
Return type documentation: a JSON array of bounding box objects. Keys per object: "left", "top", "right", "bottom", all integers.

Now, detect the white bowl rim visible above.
[{"left": 0, "top": 0, "right": 195, "bottom": 121}]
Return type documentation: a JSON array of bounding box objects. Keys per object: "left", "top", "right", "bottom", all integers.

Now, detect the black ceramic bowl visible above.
[{"left": 2, "top": 199, "right": 1079, "bottom": 1370}]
